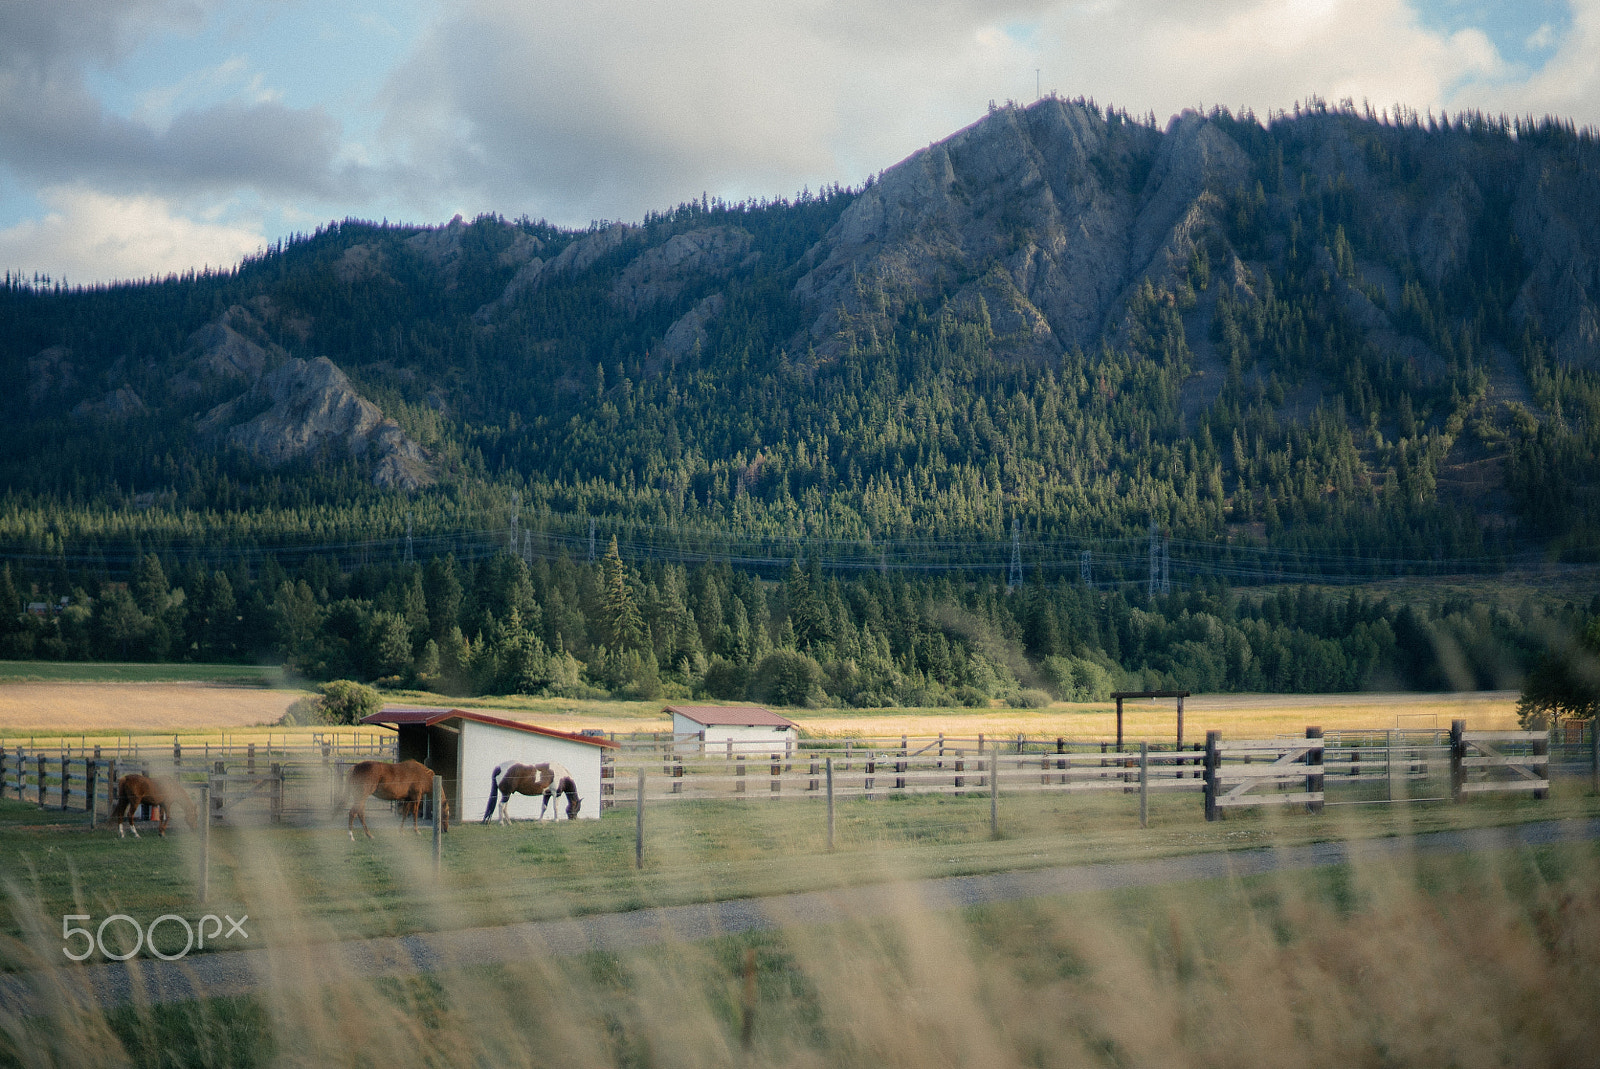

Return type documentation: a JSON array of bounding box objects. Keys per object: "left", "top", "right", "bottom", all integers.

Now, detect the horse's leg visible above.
[
  {"left": 496, "top": 792, "right": 509, "bottom": 825},
  {"left": 156, "top": 804, "right": 168, "bottom": 838},
  {"left": 350, "top": 796, "right": 373, "bottom": 841}
]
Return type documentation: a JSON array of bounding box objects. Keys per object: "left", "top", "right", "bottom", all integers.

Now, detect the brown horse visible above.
[
  {"left": 346, "top": 760, "right": 450, "bottom": 840},
  {"left": 111, "top": 774, "right": 198, "bottom": 839},
  {"left": 481, "top": 762, "right": 580, "bottom": 824}
]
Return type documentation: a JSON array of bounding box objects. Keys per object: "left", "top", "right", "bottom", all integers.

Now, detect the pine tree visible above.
[{"left": 600, "top": 536, "right": 646, "bottom": 651}]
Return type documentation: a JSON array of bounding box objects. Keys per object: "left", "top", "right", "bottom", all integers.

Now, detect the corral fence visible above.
[
  {"left": 1, "top": 720, "right": 1591, "bottom": 828},
  {"left": 0, "top": 733, "right": 397, "bottom": 828},
  {"left": 597, "top": 720, "right": 1595, "bottom": 819}
]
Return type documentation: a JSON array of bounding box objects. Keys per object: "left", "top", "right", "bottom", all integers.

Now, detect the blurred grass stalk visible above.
[{"left": 2, "top": 791, "right": 1599, "bottom": 1067}]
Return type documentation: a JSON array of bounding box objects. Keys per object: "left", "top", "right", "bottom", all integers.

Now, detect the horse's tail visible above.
[
  {"left": 481, "top": 765, "right": 503, "bottom": 822},
  {"left": 110, "top": 777, "right": 131, "bottom": 822}
]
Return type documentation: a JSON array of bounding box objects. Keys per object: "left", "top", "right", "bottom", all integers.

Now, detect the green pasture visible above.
[
  {"left": 4, "top": 791, "right": 1600, "bottom": 1069},
  {"left": 2, "top": 774, "right": 1598, "bottom": 956}
]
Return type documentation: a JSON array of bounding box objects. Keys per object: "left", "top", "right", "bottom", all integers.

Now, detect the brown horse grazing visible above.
[
  {"left": 346, "top": 760, "right": 450, "bottom": 841},
  {"left": 481, "top": 762, "right": 580, "bottom": 824},
  {"left": 111, "top": 774, "right": 198, "bottom": 839}
]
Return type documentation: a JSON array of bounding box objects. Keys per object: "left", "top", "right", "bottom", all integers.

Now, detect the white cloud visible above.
[
  {"left": 371, "top": 0, "right": 1547, "bottom": 230},
  {"left": 0, "top": 186, "right": 264, "bottom": 283},
  {"left": 1488, "top": 0, "right": 1600, "bottom": 125},
  {"left": 3, "top": 0, "right": 1599, "bottom": 283}
]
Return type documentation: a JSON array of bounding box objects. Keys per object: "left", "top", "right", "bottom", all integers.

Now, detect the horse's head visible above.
[{"left": 566, "top": 794, "right": 581, "bottom": 820}]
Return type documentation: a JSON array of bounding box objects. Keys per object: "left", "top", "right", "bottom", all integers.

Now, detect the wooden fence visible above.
[
  {"left": 1450, "top": 721, "right": 1549, "bottom": 800},
  {"left": 0, "top": 745, "right": 360, "bottom": 827},
  {"left": 0, "top": 723, "right": 1574, "bottom": 827},
  {"left": 604, "top": 739, "right": 1207, "bottom": 806},
  {"left": 1203, "top": 730, "right": 1324, "bottom": 820}
]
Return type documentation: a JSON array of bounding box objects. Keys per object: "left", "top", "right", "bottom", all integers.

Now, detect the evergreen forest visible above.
[{"left": 2, "top": 97, "right": 1599, "bottom": 706}]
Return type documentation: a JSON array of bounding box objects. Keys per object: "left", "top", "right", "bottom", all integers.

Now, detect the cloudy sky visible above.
[{"left": 1, "top": 0, "right": 1595, "bottom": 284}]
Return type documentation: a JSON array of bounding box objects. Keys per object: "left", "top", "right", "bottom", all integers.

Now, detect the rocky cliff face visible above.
[
  {"left": 786, "top": 100, "right": 1599, "bottom": 377},
  {"left": 199, "top": 356, "right": 435, "bottom": 490}
]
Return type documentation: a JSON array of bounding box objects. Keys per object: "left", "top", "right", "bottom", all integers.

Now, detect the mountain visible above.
[{"left": 3, "top": 96, "right": 1600, "bottom": 566}]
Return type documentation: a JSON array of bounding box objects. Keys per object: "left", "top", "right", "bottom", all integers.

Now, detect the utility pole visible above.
[{"left": 404, "top": 512, "right": 414, "bottom": 565}]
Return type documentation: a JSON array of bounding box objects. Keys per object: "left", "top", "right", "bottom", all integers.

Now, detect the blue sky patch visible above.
[{"left": 1411, "top": 0, "right": 1570, "bottom": 70}]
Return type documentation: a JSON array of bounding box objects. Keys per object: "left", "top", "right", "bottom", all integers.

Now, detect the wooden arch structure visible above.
[{"left": 1111, "top": 690, "right": 1191, "bottom": 750}]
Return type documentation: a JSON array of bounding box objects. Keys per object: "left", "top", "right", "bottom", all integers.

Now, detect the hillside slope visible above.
[{"left": 2, "top": 98, "right": 1599, "bottom": 563}]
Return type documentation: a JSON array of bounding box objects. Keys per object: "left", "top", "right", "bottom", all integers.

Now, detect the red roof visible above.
[
  {"left": 361, "top": 707, "right": 620, "bottom": 748},
  {"left": 665, "top": 705, "right": 798, "bottom": 728}
]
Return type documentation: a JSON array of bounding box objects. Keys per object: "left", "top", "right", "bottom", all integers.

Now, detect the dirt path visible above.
[{"left": 0, "top": 683, "right": 307, "bottom": 733}]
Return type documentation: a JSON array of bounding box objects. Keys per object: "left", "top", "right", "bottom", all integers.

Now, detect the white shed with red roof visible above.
[
  {"left": 361, "top": 707, "right": 619, "bottom": 821},
  {"left": 665, "top": 705, "right": 799, "bottom": 754}
]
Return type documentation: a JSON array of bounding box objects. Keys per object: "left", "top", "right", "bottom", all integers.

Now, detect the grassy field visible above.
[
  {"left": 0, "top": 662, "right": 293, "bottom": 686},
  {"left": 0, "top": 674, "right": 1523, "bottom": 744},
  {"left": 2, "top": 781, "right": 1599, "bottom": 1067}
]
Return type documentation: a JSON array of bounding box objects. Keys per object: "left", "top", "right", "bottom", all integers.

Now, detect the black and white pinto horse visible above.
[{"left": 481, "top": 762, "right": 581, "bottom": 824}]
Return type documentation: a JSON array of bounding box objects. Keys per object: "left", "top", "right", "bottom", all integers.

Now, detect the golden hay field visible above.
[
  {"left": 0, "top": 680, "right": 1521, "bottom": 740},
  {"left": 0, "top": 681, "right": 310, "bottom": 733}
]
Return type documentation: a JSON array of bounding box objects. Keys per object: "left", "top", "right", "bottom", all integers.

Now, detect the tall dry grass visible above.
[{"left": 3, "top": 808, "right": 1600, "bottom": 1069}]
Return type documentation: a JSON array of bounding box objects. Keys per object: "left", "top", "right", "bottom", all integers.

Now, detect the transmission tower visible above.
[
  {"left": 1148, "top": 521, "right": 1172, "bottom": 596},
  {"left": 508, "top": 491, "right": 520, "bottom": 555},
  {"left": 1148, "top": 521, "right": 1160, "bottom": 598},
  {"left": 588, "top": 517, "right": 597, "bottom": 562},
  {"left": 1008, "top": 517, "right": 1023, "bottom": 590},
  {"left": 1161, "top": 533, "right": 1172, "bottom": 595},
  {"left": 1080, "top": 549, "right": 1091, "bottom": 585},
  {"left": 404, "top": 512, "right": 414, "bottom": 565}
]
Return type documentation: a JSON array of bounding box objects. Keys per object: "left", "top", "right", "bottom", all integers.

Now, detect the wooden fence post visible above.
[
  {"left": 270, "top": 763, "right": 284, "bottom": 823},
  {"left": 198, "top": 782, "right": 210, "bottom": 904},
  {"left": 989, "top": 748, "right": 999, "bottom": 838},
  {"left": 36, "top": 754, "right": 46, "bottom": 809},
  {"left": 735, "top": 756, "right": 746, "bottom": 793},
  {"left": 1204, "top": 731, "right": 1221, "bottom": 821},
  {"left": 212, "top": 760, "right": 226, "bottom": 822},
  {"left": 1306, "top": 727, "right": 1324, "bottom": 813},
  {"left": 1450, "top": 720, "right": 1466, "bottom": 803},
  {"left": 825, "top": 757, "right": 835, "bottom": 852},
  {"left": 1591, "top": 719, "right": 1599, "bottom": 794},
  {"left": 635, "top": 768, "right": 646, "bottom": 869},
  {"left": 432, "top": 777, "right": 443, "bottom": 876},
  {"left": 59, "top": 753, "right": 69, "bottom": 810},
  {"left": 107, "top": 759, "right": 117, "bottom": 820},
  {"left": 86, "top": 761, "right": 98, "bottom": 827},
  {"left": 1534, "top": 731, "right": 1550, "bottom": 801},
  {"left": 1139, "top": 741, "right": 1149, "bottom": 829},
  {"left": 771, "top": 753, "right": 781, "bottom": 794}
]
